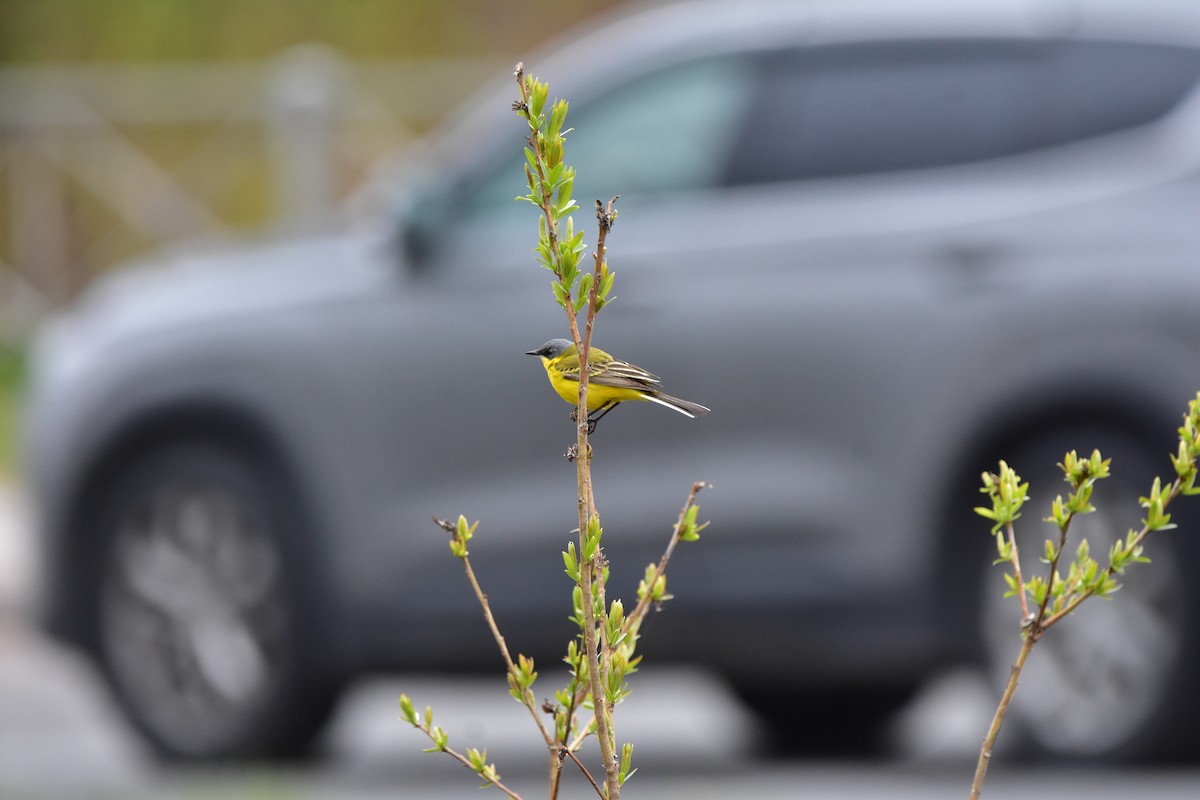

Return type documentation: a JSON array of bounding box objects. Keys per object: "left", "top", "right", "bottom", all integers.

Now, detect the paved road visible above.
[{"left": 6, "top": 482, "right": 1200, "bottom": 799}]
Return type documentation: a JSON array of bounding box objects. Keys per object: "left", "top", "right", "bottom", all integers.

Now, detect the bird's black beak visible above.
[{"left": 524, "top": 348, "right": 541, "bottom": 356}]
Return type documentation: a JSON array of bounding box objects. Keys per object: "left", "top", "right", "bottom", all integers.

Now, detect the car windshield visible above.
[{"left": 457, "top": 53, "right": 757, "bottom": 222}]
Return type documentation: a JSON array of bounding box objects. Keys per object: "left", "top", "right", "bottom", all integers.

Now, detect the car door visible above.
[{"left": 327, "top": 31, "right": 1200, "bottom": 663}]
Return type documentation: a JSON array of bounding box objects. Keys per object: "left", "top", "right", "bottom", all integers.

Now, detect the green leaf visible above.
[
  {"left": 545, "top": 135, "right": 562, "bottom": 167},
  {"left": 557, "top": 169, "right": 575, "bottom": 201},
  {"left": 551, "top": 280, "right": 569, "bottom": 309},
  {"left": 399, "top": 694, "right": 417, "bottom": 725},
  {"left": 1043, "top": 538, "right": 1056, "bottom": 564},
  {"left": 1050, "top": 569, "right": 1066, "bottom": 596},
  {"left": 1028, "top": 576, "right": 1048, "bottom": 605},
  {"left": 575, "top": 273, "right": 594, "bottom": 313},
  {"left": 993, "top": 531, "right": 1009, "bottom": 560},
  {"left": 456, "top": 515, "right": 477, "bottom": 540},
  {"left": 563, "top": 543, "right": 580, "bottom": 581},
  {"left": 530, "top": 79, "right": 548, "bottom": 119},
  {"left": 569, "top": 229, "right": 587, "bottom": 254},
  {"left": 619, "top": 741, "right": 636, "bottom": 786},
  {"left": 583, "top": 515, "right": 603, "bottom": 560},
  {"left": 549, "top": 98, "right": 569, "bottom": 136},
  {"left": 560, "top": 256, "right": 577, "bottom": 286},
  {"left": 425, "top": 725, "right": 448, "bottom": 752},
  {"left": 547, "top": 162, "right": 564, "bottom": 192}
]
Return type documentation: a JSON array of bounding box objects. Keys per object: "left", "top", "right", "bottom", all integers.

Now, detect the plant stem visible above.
[
  {"left": 1004, "top": 521, "right": 1031, "bottom": 621},
  {"left": 410, "top": 718, "right": 524, "bottom": 800},
  {"left": 624, "top": 481, "right": 707, "bottom": 636},
  {"left": 548, "top": 759, "right": 561, "bottom": 800},
  {"left": 575, "top": 198, "right": 623, "bottom": 800},
  {"left": 563, "top": 748, "right": 605, "bottom": 798},
  {"left": 970, "top": 633, "right": 1034, "bottom": 800},
  {"left": 515, "top": 65, "right": 623, "bottom": 799},
  {"left": 460, "top": 554, "right": 555, "bottom": 749},
  {"left": 570, "top": 330, "right": 619, "bottom": 799}
]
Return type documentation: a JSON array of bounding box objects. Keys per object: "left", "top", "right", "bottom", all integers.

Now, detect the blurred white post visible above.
[{"left": 265, "top": 45, "right": 345, "bottom": 228}]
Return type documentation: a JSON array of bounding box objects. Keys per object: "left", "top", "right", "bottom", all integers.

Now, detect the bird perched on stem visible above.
[{"left": 526, "top": 338, "right": 709, "bottom": 432}]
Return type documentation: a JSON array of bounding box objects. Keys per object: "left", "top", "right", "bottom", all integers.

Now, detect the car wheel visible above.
[
  {"left": 978, "top": 426, "right": 1200, "bottom": 761},
  {"left": 86, "top": 441, "right": 340, "bottom": 759}
]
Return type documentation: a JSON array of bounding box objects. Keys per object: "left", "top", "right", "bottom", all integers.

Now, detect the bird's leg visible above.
[{"left": 586, "top": 402, "right": 620, "bottom": 434}]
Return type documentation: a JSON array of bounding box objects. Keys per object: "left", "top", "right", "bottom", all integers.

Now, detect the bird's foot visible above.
[{"left": 569, "top": 407, "right": 600, "bottom": 435}]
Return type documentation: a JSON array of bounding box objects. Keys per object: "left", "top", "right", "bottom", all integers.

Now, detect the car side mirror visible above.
[{"left": 396, "top": 183, "right": 458, "bottom": 274}]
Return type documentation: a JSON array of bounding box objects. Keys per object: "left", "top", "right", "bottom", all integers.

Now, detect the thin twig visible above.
[
  {"left": 409, "top": 718, "right": 524, "bottom": 800},
  {"left": 624, "top": 481, "right": 708, "bottom": 635},
  {"left": 562, "top": 747, "right": 605, "bottom": 799},
  {"left": 1003, "top": 521, "right": 1031, "bottom": 622},
  {"left": 460, "top": 555, "right": 556, "bottom": 747},
  {"left": 970, "top": 633, "right": 1034, "bottom": 800},
  {"left": 434, "top": 516, "right": 556, "bottom": 750}
]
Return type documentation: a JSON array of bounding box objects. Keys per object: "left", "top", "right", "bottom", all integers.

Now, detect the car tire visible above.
[
  {"left": 83, "top": 440, "right": 341, "bottom": 760},
  {"left": 977, "top": 426, "right": 1200, "bottom": 761}
]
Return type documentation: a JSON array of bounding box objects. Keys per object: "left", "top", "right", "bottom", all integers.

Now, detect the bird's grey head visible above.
[{"left": 525, "top": 338, "right": 573, "bottom": 359}]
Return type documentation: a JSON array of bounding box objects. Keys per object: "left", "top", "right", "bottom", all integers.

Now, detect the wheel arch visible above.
[{"left": 51, "top": 396, "right": 340, "bottom": 657}]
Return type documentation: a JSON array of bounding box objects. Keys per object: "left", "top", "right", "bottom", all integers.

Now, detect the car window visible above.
[
  {"left": 724, "top": 39, "right": 1200, "bottom": 185},
  {"left": 459, "top": 55, "right": 755, "bottom": 221}
]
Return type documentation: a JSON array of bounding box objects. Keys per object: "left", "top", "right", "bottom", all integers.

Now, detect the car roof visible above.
[{"left": 358, "top": 0, "right": 1200, "bottom": 216}]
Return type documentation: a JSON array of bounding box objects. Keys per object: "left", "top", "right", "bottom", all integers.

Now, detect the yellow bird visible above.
[{"left": 526, "top": 338, "right": 709, "bottom": 431}]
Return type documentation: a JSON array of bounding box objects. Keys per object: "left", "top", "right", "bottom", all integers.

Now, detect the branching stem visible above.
[
  {"left": 1042, "top": 475, "right": 1182, "bottom": 632},
  {"left": 517, "top": 66, "right": 620, "bottom": 798},
  {"left": 973, "top": 442, "right": 1196, "bottom": 799}
]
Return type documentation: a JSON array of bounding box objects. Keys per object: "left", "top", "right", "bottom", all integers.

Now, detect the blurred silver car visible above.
[{"left": 22, "top": 0, "right": 1200, "bottom": 761}]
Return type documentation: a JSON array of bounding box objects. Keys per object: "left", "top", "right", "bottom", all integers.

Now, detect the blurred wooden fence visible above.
[{"left": 0, "top": 47, "right": 503, "bottom": 340}]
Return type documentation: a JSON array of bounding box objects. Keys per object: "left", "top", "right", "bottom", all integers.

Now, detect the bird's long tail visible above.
[{"left": 646, "top": 392, "right": 710, "bottom": 418}]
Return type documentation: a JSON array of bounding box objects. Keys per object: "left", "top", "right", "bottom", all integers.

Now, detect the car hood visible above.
[{"left": 38, "top": 229, "right": 395, "bottom": 358}]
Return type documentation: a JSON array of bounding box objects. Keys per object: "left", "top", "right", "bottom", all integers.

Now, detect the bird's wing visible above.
[
  {"left": 591, "top": 358, "right": 661, "bottom": 387},
  {"left": 558, "top": 352, "right": 660, "bottom": 388}
]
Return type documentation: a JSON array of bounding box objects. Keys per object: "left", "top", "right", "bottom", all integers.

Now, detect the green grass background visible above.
[
  {"left": 0, "top": 347, "right": 23, "bottom": 478},
  {"left": 0, "top": 0, "right": 626, "bottom": 62}
]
